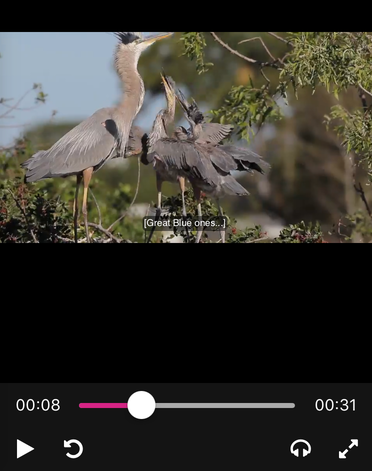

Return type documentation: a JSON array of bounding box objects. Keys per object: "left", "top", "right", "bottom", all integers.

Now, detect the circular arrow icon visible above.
[{"left": 64, "top": 439, "right": 83, "bottom": 459}]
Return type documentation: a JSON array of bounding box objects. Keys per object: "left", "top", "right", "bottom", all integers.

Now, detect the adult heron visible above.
[{"left": 21, "top": 32, "right": 173, "bottom": 243}]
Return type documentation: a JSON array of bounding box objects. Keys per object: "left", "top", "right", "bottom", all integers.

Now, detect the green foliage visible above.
[
  {"left": 344, "top": 211, "right": 372, "bottom": 243},
  {"left": 33, "top": 83, "right": 48, "bottom": 103},
  {"left": 0, "top": 178, "right": 72, "bottom": 243},
  {"left": 227, "top": 225, "right": 266, "bottom": 243},
  {"left": 283, "top": 32, "right": 372, "bottom": 96},
  {"left": 158, "top": 191, "right": 328, "bottom": 243},
  {"left": 325, "top": 105, "right": 372, "bottom": 180},
  {"left": 282, "top": 32, "right": 372, "bottom": 182},
  {"left": 210, "top": 80, "right": 284, "bottom": 141},
  {"left": 274, "top": 221, "right": 325, "bottom": 243},
  {"left": 0, "top": 143, "right": 146, "bottom": 243},
  {"left": 180, "top": 32, "right": 213, "bottom": 75}
]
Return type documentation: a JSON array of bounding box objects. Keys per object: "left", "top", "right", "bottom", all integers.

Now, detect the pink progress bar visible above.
[{"left": 79, "top": 403, "right": 127, "bottom": 408}]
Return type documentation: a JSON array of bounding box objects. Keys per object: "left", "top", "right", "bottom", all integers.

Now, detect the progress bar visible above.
[
  {"left": 79, "top": 403, "right": 295, "bottom": 409},
  {"left": 79, "top": 392, "right": 295, "bottom": 419},
  {"left": 157, "top": 403, "right": 295, "bottom": 408}
]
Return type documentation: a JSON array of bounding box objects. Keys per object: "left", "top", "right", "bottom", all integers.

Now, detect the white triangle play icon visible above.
[{"left": 17, "top": 439, "right": 34, "bottom": 459}]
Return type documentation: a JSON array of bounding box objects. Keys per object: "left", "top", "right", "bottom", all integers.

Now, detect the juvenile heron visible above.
[
  {"left": 143, "top": 88, "right": 251, "bottom": 243},
  {"left": 172, "top": 82, "right": 270, "bottom": 242},
  {"left": 21, "top": 32, "right": 173, "bottom": 243},
  {"left": 174, "top": 87, "right": 234, "bottom": 145},
  {"left": 141, "top": 74, "right": 191, "bottom": 218},
  {"left": 174, "top": 84, "right": 269, "bottom": 176}
]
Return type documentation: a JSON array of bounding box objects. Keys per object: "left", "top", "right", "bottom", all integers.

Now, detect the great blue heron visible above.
[
  {"left": 144, "top": 74, "right": 188, "bottom": 215},
  {"left": 174, "top": 84, "right": 269, "bottom": 175},
  {"left": 140, "top": 74, "right": 236, "bottom": 221},
  {"left": 126, "top": 125, "right": 148, "bottom": 157},
  {"left": 173, "top": 87, "right": 235, "bottom": 145},
  {"left": 21, "top": 31, "right": 173, "bottom": 243},
  {"left": 142, "top": 92, "right": 253, "bottom": 243},
  {"left": 171, "top": 83, "right": 270, "bottom": 242}
]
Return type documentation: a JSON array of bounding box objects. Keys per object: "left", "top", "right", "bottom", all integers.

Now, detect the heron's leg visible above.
[
  {"left": 147, "top": 175, "right": 162, "bottom": 244},
  {"left": 82, "top": 167, "right": 94, "bottom": 243},
  {"left": 216, "top": 198, "right": 226, "bottom": 244},
  {"left": 179, "top": 177, "right": 187, "bottom": 218},
  {"left": 178, "top": 177, "right": 190, "bottom": 242},
  {"left": 73, "top": 174, "right": 82, "bottom": 243},
  {"left": 156, "top": 175, "right": 163, "bottom": 211},
  {"left": 194, "top": 187, "right": 203, "bottom": 244}
]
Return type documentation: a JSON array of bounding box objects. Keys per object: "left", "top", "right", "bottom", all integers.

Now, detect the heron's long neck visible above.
[
  {"left": 189, "top": 121, "right": 203, "bottom": 140},
  {"left": 148, "top": 115, "right": 168, "bottom": 151},
  {"left": 115, "top": 48, "right": 145, "bottom": 151}
]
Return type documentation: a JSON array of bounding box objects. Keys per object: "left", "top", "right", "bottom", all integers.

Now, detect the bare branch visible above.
[
  {"left": 358, "top": 83, "right": 372, "bottom": 100},
  {"left": 210, "top": 32, "right": 262, "bottom": 65},
  {"left": 210, "top": 32, "right": 283, "bottom": 70},
  {"left": 358, "top": 87, "right": 368, "bottom": 112},
  {"left": 266, "top": 32, "right": 294, "bottom": 47},
  {"left": 245, "top": 236, "right": 269, "bottom": 244},
  {"left": 0, "top": 88, "right": 34, "bottom": 119},
  {"left": 354, "top": 182, "right": 372, "bottom": 220},
  {"left": 85, "top": 222, "right": 122, "bottom": 243},
  {"left": 89, "top": 188, "right": 102, "bottom": 227},
  {"left": 238, "top": 37, "right": 276, "bottom": 61},
  {"left": 7, "top": 188, "right": 38, "bottom": 243}
]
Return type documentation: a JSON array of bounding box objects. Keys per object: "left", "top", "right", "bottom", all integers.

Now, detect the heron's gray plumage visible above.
[
  {"left": 147, "top": 137, "right": 214, "bottom": 185},
  {"left": 22, "top": 108, "right": 117, "bottom": 181},
  {"left": 171, "top": 79, "right": 271, "bottom": 178},
  {"left": 174, "top": 86, "right": 234, "bottom": 145},
  {"left": 197, "top": 143, "right": 238, "bottom": 174},
  {"left": 22, "top": 32, "right": 173, "bottom": 183},
  {"left": 219, "top": 144, "right": 270, "bottom": 174},
  {"left": 146, "top": 121, "right": 249, "bottom": 200},
  {"left": 197, "top": 123, "right": 235, "bottom": 145},
  {"left": 143, "top": 75, "right": 252, "bottom": 200},
  {"left": 126, "top": 125, "right": 146, "bottom": 157},
  {"left": 21, "top": 31, "right": 174, "bottom": 243}
]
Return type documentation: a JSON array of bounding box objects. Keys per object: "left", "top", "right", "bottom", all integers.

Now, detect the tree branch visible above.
[
  {"left": 238, "top": 37, "right": 276, "bottom": 61},
  {"left": 85, "top": 222, "right": 122, "bottom": 243},
  {"left": 354, "top": 182, "right": 372, "bottom": 220},
  {"left": 266, "top": 32, "right": 294, "bottom": 47},
  {"left": 7, "top": 188, "right": 38, "bottom": 243},
  {"left": 209, "top": 32, "right": 281, "bottom": 70}
]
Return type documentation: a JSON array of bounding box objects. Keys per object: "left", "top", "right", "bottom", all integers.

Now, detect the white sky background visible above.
[{"left": 0, "top": 32, "right": 165, "bottom": 147}]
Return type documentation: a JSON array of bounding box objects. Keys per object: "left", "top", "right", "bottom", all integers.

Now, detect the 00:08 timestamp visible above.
[{"left": 16, "top": 399, "right": 60, "bottom": 411}]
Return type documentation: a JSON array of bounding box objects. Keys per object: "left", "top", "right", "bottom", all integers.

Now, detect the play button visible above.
[{"left": 17, "top": 439, "right": 34, "bottom": 459}]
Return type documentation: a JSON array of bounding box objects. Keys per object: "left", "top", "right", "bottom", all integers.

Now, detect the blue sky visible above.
[{"left": 0, "top": 32, "right": 164, "bottom": 146}]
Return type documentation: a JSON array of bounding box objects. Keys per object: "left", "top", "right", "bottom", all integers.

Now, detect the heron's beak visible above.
[
  {"left": 174, "top": 88, "right": 189, "bottom": 114},
  {"left": 140, "top": 32, "right": 174, "bottom": 46},
  {"left": 161, "top": 74, "right": 171, "bottom": 94},
  {"left": 161, "top": 74, "right": 175, "bottom": 102}
]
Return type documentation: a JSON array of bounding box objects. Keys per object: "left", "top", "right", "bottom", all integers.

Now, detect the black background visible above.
[{"left": 5, "top": 382, "right": 370, "bottom": 470}]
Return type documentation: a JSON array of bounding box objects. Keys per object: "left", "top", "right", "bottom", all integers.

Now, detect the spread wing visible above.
[
  {"left": 145, "top": 138, "right": 218, "bottom": 186},
  {"left": 22, "top": 108, "right": 118, "bottom": 182},
  {"left": 198, "top": 143, "right": 238, "bottom": 174},
  {"left": 219, "top": 144, "right": 270, "bottom": 174},
  {"left": 197, "top": 123, "right": 234, "bottom": 145}
]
